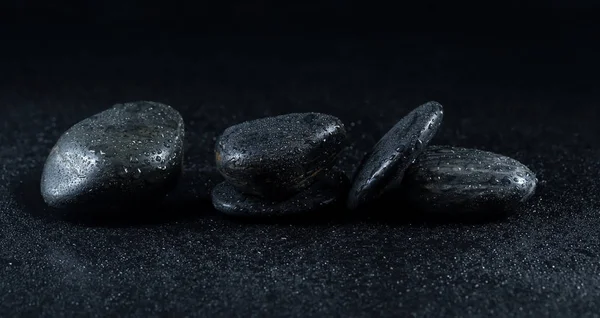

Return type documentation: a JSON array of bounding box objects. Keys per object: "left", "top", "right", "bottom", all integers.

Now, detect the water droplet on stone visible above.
[
  {"left": 118, "top": 166, "right": 129, "bottom": 178},
  {"left": 133, "top": 168, "right": 142, "bottom": 179}
]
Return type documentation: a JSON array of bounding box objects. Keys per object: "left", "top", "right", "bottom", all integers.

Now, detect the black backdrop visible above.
[{"left": 1, "top": 2, "right": 600, "bottom": 317}]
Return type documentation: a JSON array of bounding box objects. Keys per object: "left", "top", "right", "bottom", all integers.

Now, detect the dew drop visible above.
[
  {"left": 117, "top": 166, "right": 129, "bottom": 178},
  {"left": 415, "top": 139, "right": 423, "bottom": 150}
]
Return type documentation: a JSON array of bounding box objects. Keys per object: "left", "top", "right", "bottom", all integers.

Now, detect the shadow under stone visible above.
[
  {"left": 359, "top": 192, "right": 512, "bottom": 226},
  {"left": 218, "top": 203, "right": 359, "bottom": 226},
  {"left": 13, "top": 168, "right": 216, "bottom": 228}
]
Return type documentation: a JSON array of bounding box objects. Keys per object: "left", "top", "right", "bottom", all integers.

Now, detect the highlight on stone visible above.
[
  {"left": 401, "top": 146, "right": 537, "bottom": 214},
  {"left": 40, "top": 101, "right": 185, "bottom": 211},
  {"left": 212, "top": 112, "right": 348, "bottom": 217},
  {"left": 347, "top": 101, "right": 444, "bottom": 210}
]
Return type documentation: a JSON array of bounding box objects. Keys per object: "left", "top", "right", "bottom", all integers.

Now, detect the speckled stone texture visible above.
[
  {"left": 40, "top": 101, "right": 185, "bottom": 210},
  {"left": 215, "top": 113, "right": 346, "bottom": 198},
  {"left": 212, "top": 169, "right": 349, "bottom": 217},
  {"left": 347, "top": 101, "right": 443, "bottom": 210},
  {"left": 401, "top": 146, "right": 537, "bottom": 215},
  {"left": 1, "top": 29, "right": 600, "bottom": 317}
]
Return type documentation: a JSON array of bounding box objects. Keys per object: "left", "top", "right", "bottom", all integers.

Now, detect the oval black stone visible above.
[
  {"left": 401, "top": 146, "right": 538, "bottom": 214},
  {"left": 40, "top": 101, "right": 185, "bottom": 209},
  {"left": 215, "top": 113, "right": 346, "bottom": 199},
  {"left": 211, "top": 169, "right": 349, "bottom": 217},
  {"left": 347, "top": 101, "right": 443, "bottom": 210}
]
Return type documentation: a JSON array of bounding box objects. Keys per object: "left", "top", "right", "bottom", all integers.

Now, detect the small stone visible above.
[
  {"left": 347, "top": 101, "right": 443, "bottom": 210},
  {"left": 40, "top": 101, "right": 185, "bottom": 209},
  {"left": 401, "top": 146, "right": 537, "bottom": 214},
  {"left": 211, "top": 169, "right": 349, "bottom": 217},
  {"left": 215, "top": 113, "right": 346, "bottom": 199}
]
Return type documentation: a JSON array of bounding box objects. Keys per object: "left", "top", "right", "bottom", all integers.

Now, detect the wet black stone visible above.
[
  {"left": 401, "top": 146, "right": 538, "bottom": 215},
  {"left": 347, "top": 101, "right": 443, "bottom": 210},
  {"left": 40, "top": 101, "right": 185, "bottom": 209},
  {"left": 215, "top": 112, "right": 346, "bottom": 199},
  {"left": 211, "top": 169, "right": 350, "bottom": 217}
]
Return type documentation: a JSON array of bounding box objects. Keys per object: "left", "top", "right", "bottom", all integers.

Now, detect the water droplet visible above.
[
  {"left": 130, "top": 156, "right": 139, "bottom": 163},
  {"left": 133, "top": 168, "right": 142, "bottom": 179},
  {"left": 415, "top": 139, "right": 423, "bottom": 150},
  {"left": 117, "top": 166, "right": 129, "bottom": 178},
  {"left": 155, "top": 156, "right": 161, "bottom": 162}
]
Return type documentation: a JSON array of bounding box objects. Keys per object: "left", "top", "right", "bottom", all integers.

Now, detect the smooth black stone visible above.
[
  {"left": 401, "top": 146, "right": 538, "bottom": 214},
  {"left": 40, "top": 101, "right": 185, "bottom": 209},
  {"left": 211, "top": 169, "right": 350, "bottom": 217},
  {"left": 215, "top": 112, "right": 346, "bottom": 199},
  {"left": 347, "top": 101, "right": 443, "bottom": 210}
]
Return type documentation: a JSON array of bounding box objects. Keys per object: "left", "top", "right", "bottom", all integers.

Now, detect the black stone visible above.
[
  {"left": 347, "top": 101, "right": 443, "bottom": 210},
  {"left": 40, "top": 101, "right": 185, "bottom": 209},
  {"left": 401, "top": 146, "right": 538, "bottom": 214},
  {"left": 211, "top": 169, "right": 350, "bottom": 217},
  {"left": 215, "top": 112, "right": 346, "bottom": 199}
]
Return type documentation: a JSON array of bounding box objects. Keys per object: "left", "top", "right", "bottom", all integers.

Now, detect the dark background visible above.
[{"left": 1, "top": 1, "right": 600, "bottom": 316}]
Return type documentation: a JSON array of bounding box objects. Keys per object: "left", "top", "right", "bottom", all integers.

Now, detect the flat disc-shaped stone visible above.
[
  {"left": 211, "top": 169, "right": 349, "bottom": 217},
  {"left": 40, "top": 101, "right": 185, "bottom": 209},
  {"left": 215, "top": 112, "right": 346, "bottom": 199},
  {"left": 347, "top": 101, "right": 443, "bottom": 210},
  {"left": 401, "top": 146, "right": 538, "bottom": 215}
]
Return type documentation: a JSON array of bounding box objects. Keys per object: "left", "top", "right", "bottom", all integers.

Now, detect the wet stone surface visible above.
[
  {"left": 347, "top": 101, "right": 444, "bottom": 210},
  {"left": 40, "top": 101, "right": 185, "bottom": 209},
  {"left": 211, "top": 169, "right": 350, "bottom": 217},
  {"left": 215, "top": 112, "right": 346, "bottom": 199},
  {"left": 401, "top": 146, "right": 538, "bottom": 214}
]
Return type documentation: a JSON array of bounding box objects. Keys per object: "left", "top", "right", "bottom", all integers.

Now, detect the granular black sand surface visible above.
[{"left": 1, "top": 27, "right": 599, "bottom": 316}]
